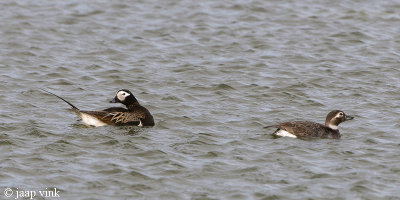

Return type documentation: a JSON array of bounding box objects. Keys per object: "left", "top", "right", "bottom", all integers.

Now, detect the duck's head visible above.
[
  {"left": 325, "top": 110, "right": 354, "bottom": 130},
  {"left": 110, "top": 89, "right": 138, "bottom": 105}
]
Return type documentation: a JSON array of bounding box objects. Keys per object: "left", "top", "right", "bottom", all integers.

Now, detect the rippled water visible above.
[{"left": 1, "top": 0, "right": 400, "bottom": 199}]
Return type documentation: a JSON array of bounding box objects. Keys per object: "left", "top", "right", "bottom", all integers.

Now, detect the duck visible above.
[
  {"left": 43, "top": 89, "right": 155, "bottom": 127},
  {"left": 264, "top": 110, "right": 353, "bottom": 139}
]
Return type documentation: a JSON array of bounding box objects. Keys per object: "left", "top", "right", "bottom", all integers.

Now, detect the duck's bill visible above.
[
  {"left": 110, "top": 97, "right": 119, "bottom": 103},
  {"left": 345, "top": 115, "right": 354, "bottom": 121}
]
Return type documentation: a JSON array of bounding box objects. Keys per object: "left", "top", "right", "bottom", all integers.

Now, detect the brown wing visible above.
[
  {"left": 79, "top": 110, "right": 140, "bottom": 126},
  {"left": 104, "top": 111, "right": 144, "bottom": 124},
  {"left": 277, "top": 121, "right": 335, "bottom": 138},
  {"left": 81, "top": 105, "right": 154, "bottom": 126}
]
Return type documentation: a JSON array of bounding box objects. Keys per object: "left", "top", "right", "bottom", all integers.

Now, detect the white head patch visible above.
[
  {"left": 335, "top": 112, "right": 344, "bottom": 119},
  {"left": 328, "top": 112, "right": 343, "bottom": 130},
  {"left": 117, "top": 91, "right": 130, "bottom": 101}
]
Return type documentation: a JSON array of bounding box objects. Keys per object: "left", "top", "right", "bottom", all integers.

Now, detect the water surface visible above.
[{"left": 1, "top": 0, "right": 399, "bottom": 199}]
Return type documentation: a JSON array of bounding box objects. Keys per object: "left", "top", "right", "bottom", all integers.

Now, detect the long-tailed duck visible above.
[
  {"left": 265, "top": 110, "right": 353, "bottom": 139},
  {"left": 43, "top": 89, "right": 154, "bottom": 127}
]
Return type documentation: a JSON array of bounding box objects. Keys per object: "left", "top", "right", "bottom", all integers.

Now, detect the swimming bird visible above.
[
  {"left": 264, "top": 110, "right": 353, "bottom": 139},
  {"left": 43, "top": 89, "right": 155, "bottom": 127}
]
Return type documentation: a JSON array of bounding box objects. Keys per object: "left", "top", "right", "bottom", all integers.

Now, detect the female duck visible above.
[{"left": 265, "top": 110, "right": 353, "bottom": 139}]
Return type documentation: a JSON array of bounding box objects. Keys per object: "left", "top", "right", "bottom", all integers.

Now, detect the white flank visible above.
[
  {"left": 328, "top": 124, "right": 338, "bottom": 130},
  {"left": 138, "top": 119, "right": 143, "bottom": 127},
  {"left": 80, "top": 113, "right": 107, "bottom": 127},
  {"left": 275, "top": 130, "right": 297, "bottom": 138}
]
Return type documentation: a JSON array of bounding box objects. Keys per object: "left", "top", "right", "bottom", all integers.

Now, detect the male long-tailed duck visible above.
[{"left": 43, "top": 89, "right": 154, "bottom": 127}]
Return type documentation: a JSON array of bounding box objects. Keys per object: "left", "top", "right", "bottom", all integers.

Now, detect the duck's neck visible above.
[
  {"left": 326, "top": 123, "right": 338, "bottom": 130},
  {"left": 126, "top": 102, "right": 140, "bottom": 110}
]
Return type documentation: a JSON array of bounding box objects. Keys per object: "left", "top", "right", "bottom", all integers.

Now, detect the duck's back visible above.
[
  {"left": 276, "top": 121, "right": 340, "bottom": 139},
  {"left": 79, "top": 105, "right": 154, "bottom": 126}
]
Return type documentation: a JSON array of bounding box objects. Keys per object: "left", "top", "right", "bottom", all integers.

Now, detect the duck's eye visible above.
[
  {"left": 121, "top": 92, "right": 126, "bottom": 96},
  {"left": 339, "top": 112, "right": 343, "bottom": 116}
]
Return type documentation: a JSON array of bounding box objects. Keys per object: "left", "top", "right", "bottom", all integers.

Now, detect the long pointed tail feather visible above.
[
  {"left": 41, "top": 89, "right": 80, "bottom": 113},
  {"left": 264, "top": 125, "right": 279, "bottom": 129}
]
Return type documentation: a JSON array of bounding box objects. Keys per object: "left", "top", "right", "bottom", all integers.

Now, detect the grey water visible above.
[{"left": 1, "top": 0, "right": 399, "bottom": 199}]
